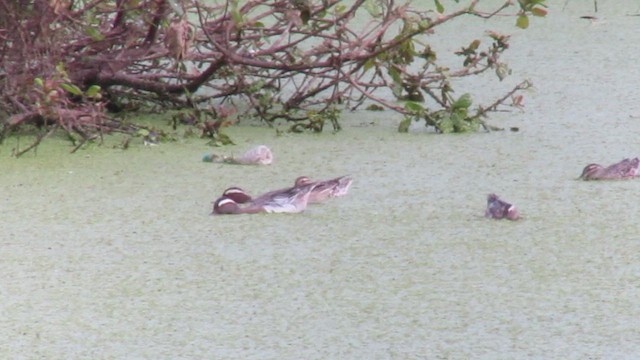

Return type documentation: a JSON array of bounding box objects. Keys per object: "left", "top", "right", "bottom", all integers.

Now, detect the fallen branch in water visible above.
[
  {"left": 13, "top": 125, "right": 58, "bottom": 158},
  {"left": 0, "top": 0, "right": 547, "bottom": 153}
]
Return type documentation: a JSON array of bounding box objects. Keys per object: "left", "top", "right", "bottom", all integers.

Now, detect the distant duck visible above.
[
  {"left": 232, "top": 145, "right": 273, "bottom": 165},
  {"left": 203, "top": 145, "right": 273, "bottom": 165},
  {"left": 579, "top": 158, "right": 640, "bottom": 180},
  {"left": 212, "top": 182, "right": 317, "bottom": 215},
  {"left": 485, "top": 194, "right": 520, "bottom": 220}
]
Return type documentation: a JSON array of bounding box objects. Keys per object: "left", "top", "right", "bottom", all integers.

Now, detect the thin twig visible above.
[{"left": 14, "top": 125, "right": 58, "bottom": 158}]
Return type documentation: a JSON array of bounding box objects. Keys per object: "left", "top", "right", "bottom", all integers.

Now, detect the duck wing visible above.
[
  {"left": 606, "top": 158, "right": 637, "bottom": 178},
  {"left": 260, "top": 184, "right": 316, "bottom": 213}
]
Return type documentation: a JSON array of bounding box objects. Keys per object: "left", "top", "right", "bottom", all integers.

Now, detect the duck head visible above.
[
  {"left": 222, "top": 187, "right": 252, "bottom": 204},
  {"left": 579, "top": 163, "right": 603, "bottom": 180},
  {"left": 212, "top": 196, "right": 242, "bottom": 215},
  {"left": 294, "top": 176, "right": 312, "bottom": 186}
]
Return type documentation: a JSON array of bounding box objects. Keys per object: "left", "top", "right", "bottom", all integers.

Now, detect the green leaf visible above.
[
  {"left": 137, "top": 129, "right": 150, "bottom": 137},
  {"left": 434, "top": 0, "right": 444, "bottom": 13},
  {"left": 55, "top": 62, "right": 68, "bottom": 78},
  {"left": 216, "top": 133, "right": 235, "bottom": 145},
  {"left": 420, "top": 46, "right": 437, "bottom": 62},
  {"left": 495, "top": 63, "right": 510, "bottom": 81},
  {"left": 516, "top": 15, "right": 529, "bottom": 29},
  {"left": 450, "top": 112, "right": 463, "bottom": 127},
  {"left": 363, "top": 58, "right": 375, "bottom": 72},
  {"left": 404, "top": 101, "right": 424, "bottom": 113},
  {"left": 227, "top": 0, "right": 242, "bottom": 29},
  {"left": 364, "top": 0, "right": 382, "bottom": 17},
  {"left": 454, "top": 108, "right": 468, "bottom": 122},
  {"left": 247, "top": 80, "right": 265, "bottom": 93},
  {"left": 468, "top": 119, "right": 480, "bottom": 132},
  {"left": 34, "top": 77, "right": 44, "bottom": 88},
  {"left": 258, "top": 92, "right": 273, "bottom": 107},
  {"left": 335, "top": 4, "right": 346, "bottom": 14},
  {"left": 388, "top": 67, "right": 402, "bottom": 85},
  {"left": 452, "top": 93, "right": 472, "bottom": 110},
  {"left": 451, "top": 113, "right": 478, "bottom": 133},
  {"left": 231, "top": 9, "right": 243, "bottom": 26},
  {"left": 398, "top": 39, "right": 415, "bottom": 64},
  {"left": 438, "top": 115, "right": 454, "bottom": 133},
  {"left": 398, "top": 117, "right": 411, "bottom": 133},
  {"left": 391, "top": 83, "right": 403, "bottom": 99},
  {"left": 85, "top": 27, "right": 105, "bottom": 41},
  {"left": 60, "top": 83, "right": 83, "bottom": 96},
  {"left": 86, "top": 85, "right": 101, "bottom": 98}
]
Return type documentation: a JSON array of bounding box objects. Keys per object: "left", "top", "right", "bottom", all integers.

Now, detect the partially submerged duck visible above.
[
  {"left": 212, "top": 182, "right": 317, "bottom": 215},
  {"left": 219, "top": 176, "right": 308, "bottom": 205},
  {"left": 485, "top": 194, "right": 520, "bottom": 221},
  {"left": 579, "top": 158, "right": 640, "bottom": 180},
  {"left": 220, "top": 175, "right": 353, "bottom": 205}
]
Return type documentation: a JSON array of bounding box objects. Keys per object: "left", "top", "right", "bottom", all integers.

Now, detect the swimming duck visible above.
[
  {"left": 221, "top": 175, "right": 353, "bottom": 205},
  {"left": 212, "top": 182, "right": 317, "bottom": 215},
  {"left": 579, "top": 157, "right": 640, "bottom": 180},
  {"left": 232, "top": 145, "right": 273, "bottom": 165},
  {"left": 485, "top": 194, "right": 520, "bottom": 220},
  {"left": 203, "top": 145, "right": 273, "bottom": 165},
  {"left": 219, "top": 176, "right": 308, "bottom": 205},
  {"left": 296, "top": 175, "right": 353, "bottom": 203}
]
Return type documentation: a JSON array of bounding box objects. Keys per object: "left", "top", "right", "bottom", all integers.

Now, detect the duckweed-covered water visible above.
[{"left": 3, "top": 2, "right": 640, "bottom": 358}]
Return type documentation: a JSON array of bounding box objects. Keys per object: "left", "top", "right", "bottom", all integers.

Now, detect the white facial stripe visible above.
[
  {"left": 225, "top": 188, "right": 244, "bottom": 195},
  {"left": 217, "top": 198, "right": 236, "bottom": 207}
]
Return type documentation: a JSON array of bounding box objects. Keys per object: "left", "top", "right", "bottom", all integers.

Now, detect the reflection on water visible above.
[{"left": 2, "top": 2, "right": 640, "bottom": 358}]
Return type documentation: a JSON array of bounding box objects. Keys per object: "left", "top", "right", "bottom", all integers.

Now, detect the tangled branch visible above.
[{"left": 0, "top": 0, "right": 547, "bottom": 154}]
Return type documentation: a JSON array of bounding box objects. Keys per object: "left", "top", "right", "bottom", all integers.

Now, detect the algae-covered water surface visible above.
[{"left": 3, "top": 2, "right": 640, "bottom": 358}]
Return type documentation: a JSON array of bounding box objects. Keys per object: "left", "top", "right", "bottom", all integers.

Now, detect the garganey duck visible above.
[
  {"left": 579, "top": 158, "right": 640, "bottom": 180},
  {"left": 212, "top": 182, "right": 317, "bottom": 215},
  {"left": 485, "top": 194, "right": 520, "bottom": 220},
  {"left": 220, "top": 175, "right": 353, "bottom": 205}
]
